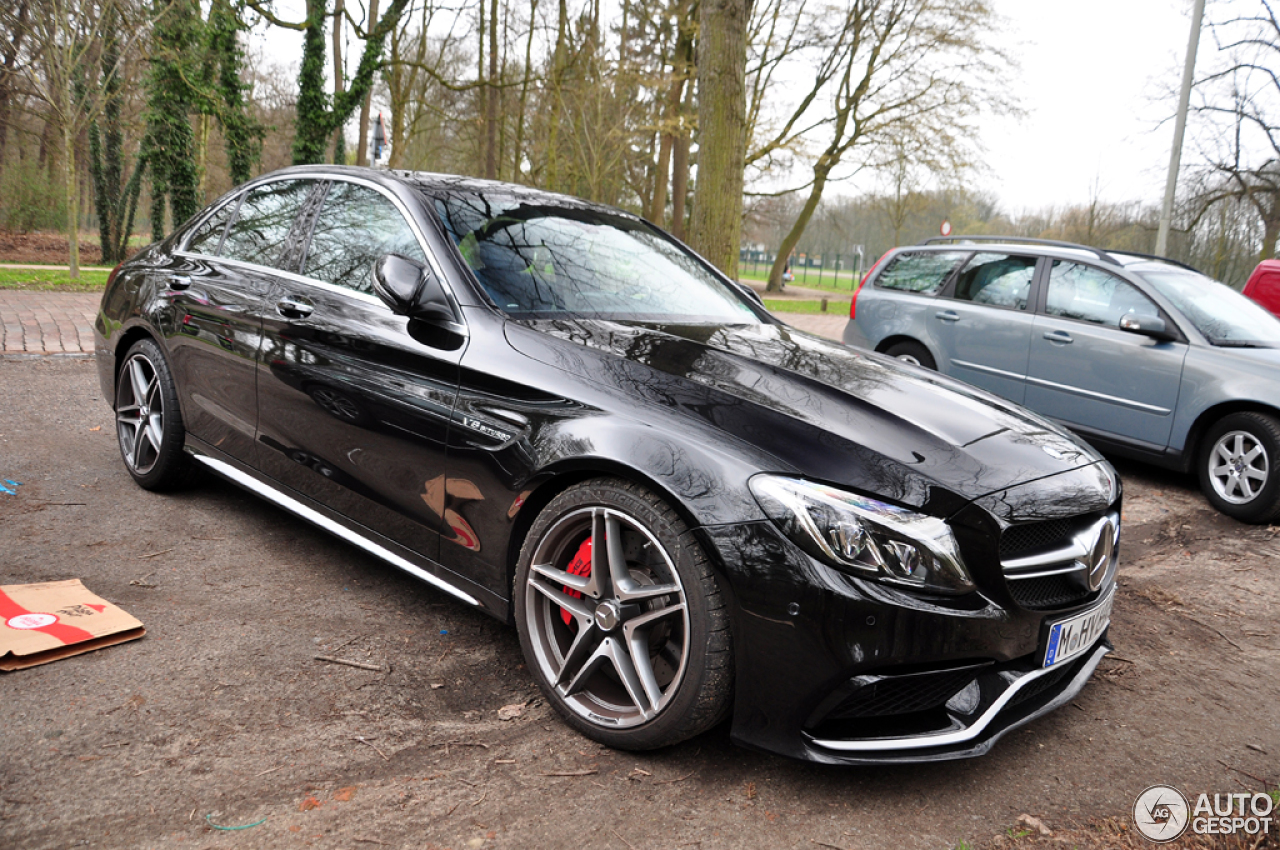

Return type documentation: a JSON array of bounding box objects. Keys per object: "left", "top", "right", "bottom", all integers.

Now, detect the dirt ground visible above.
[{"left": 1, "top": 357, "right": 1276, "bottom": 850}]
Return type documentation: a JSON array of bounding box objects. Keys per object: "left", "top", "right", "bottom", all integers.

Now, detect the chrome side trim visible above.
[
  {"left": 1023, "top": 375, "right": 1171, "bottom": 415},
  {"left": 951, "top": 359, "right": 1026, "bottom": 381},
  {"left": 192, "top": 454, "right": 480, "bottom": 607},
  {"left": 810, "top": 642, "right": 1110, "bottom": 753}
]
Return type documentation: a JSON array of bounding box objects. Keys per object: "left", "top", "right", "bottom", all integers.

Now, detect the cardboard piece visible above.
[{"left": 0, "top": 579, "right": 145, "bottom": 671}]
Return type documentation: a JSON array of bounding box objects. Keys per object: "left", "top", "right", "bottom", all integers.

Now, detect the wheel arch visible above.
[
  {"left": 501, "top": 458, "right": 729, "bottom": 624},
  {"left": 875, "top": 334, "right": 932, "bottom": 358},
  {"left": 111, "top": 326, "right": 163, "bottom": 399},
  {"left": 1182, "top": 400, "right": 1280, "bottom": 473}
]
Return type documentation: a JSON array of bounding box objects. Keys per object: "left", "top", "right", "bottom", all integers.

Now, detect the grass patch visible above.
[
  {"left": 0, "top": 267, "right": 109, "bottom": 291},
  {"left": 764, "top": 298, "right": 851, "bottom": 315},
  {"left": 739, "top": 267, "right": 863, "bottom": 294}
]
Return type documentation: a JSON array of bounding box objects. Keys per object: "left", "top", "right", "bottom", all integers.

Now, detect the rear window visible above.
[{"left": 875, "top": 251, "right": 968, "bottom": 294}]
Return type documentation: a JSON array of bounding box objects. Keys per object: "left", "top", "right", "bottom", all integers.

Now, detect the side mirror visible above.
[
  {"left": 372, "top": 254, "right": 457, "bottom": 323},
  {"left": 1119, "top": 313, "right": 1175, "bottom": 341}
]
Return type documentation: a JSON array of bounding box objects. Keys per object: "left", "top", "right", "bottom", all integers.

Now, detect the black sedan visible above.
[{"left": 96, "top": 166, "right": 1121, "bottom": 764}]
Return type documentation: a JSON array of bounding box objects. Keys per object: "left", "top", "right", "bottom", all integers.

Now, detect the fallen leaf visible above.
[
  {"left": 745, "top": 781, "right": 757, "bottom": 800},
  {"left": 1016, "top": 814, "right": 1051, "bottom": 836},
  {"left": 333, "top": 786, "right": 358, "bottom": 802},
  {"left": 497, "top": 702, "right": 526, "bottom": 721},
  {"left": 299, "top": 797, "right": 322, "bottom": 812},
  {"left": 289, "top": 825, "right": 301, "bottom": 833}
]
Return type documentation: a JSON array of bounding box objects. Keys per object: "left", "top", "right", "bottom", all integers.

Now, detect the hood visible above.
[{"left": 505, "top": 318, "right": 1107, "bottom": 515}]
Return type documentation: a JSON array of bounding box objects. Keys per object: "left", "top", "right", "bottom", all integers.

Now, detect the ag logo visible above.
[{"left": 1134, "top": 784, "right": 1190, "bottom": 842}]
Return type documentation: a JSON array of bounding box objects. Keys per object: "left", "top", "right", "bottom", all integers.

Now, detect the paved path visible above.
[
  {"left": 0, "top": 291, "right": 100, "bottom": 355},
  {"left": 0, "top": 290, "right": 845, "bottom": 356}
]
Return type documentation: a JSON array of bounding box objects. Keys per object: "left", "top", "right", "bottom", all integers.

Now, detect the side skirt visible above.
[{"left": 186, "top": 440, "right": 507, "bottom": 618}]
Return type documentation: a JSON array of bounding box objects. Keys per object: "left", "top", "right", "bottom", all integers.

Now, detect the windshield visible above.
[
  {"left": 1135, "top": 269, "right": 1280, "bottom": 346},
  {"left": 432, "top": 193, "right": 762, "bottom": 324}
]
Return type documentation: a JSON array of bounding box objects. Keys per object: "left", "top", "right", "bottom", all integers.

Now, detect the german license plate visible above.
[{"left": 1042, "top": 587, "right": 1114, "bottom": 668}]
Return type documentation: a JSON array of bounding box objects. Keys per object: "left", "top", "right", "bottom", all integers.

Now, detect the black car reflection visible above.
[{"left": 96, "top": 165, "right": 1121, "bottom": 764}]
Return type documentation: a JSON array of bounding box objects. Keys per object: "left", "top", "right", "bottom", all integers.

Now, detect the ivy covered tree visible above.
[
  {"left": 88, "top": 6, "right": 146, "bottom": 265},
  {"left": 204, "top": 0, "right": 264, "bottom": 185},
  {"left": 250, "top": 0, "right": 411, "bottom": 166},
  {"left": 145, "top": 0, "right": 201, "bottom": 241}
]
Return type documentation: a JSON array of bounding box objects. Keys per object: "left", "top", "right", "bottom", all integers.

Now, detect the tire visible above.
[
  {"left": 514, "top": 478, "right": 733, "bottom": 750},
  {"left": 1198, "top": 412, "right": 1280, "bottom": 523},
  {"left": 885, "top": 340, "right": 936, "bottom": 370},
  {"left": 114, "top": 338, "right": 193, "bottom": 490}
]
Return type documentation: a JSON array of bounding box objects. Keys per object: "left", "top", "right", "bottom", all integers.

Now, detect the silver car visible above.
[{"left": 844, "top": 237, "right": 1280, "bottom": 523}]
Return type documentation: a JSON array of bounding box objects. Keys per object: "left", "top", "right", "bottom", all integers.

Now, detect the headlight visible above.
[{"left": 749, "top": 475, "right": 974, "bottom": 595}]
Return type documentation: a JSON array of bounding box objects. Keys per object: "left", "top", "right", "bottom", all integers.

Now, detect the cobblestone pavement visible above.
[
  {"left": 0, "top": 290, "right": 847, "bottom": 356},
  {"left": 0, "top": 291, "right": 100, "bottom": 355}
]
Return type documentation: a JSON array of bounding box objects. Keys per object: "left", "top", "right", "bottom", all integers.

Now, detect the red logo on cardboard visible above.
[{"left": 7, "top": 612, "right": 59, "bottom": 630}]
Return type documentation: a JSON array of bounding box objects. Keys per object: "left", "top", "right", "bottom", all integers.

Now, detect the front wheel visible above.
[
  {"left": 514, "top": 478, "right": 733, "bottom": 750},
  {"left": 1198, "top": 412, "right": 1280, "bottom": 523},
  {"left": 115, "top": 338, "right": 193, "bottom": 490}
]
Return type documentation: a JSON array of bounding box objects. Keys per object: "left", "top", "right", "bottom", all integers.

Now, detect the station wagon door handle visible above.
[
  {"left": 276, "top": 297, "right": 315, "bottom": 319},
  {"left": 1042, "top": 330, "right": 1073, "bottom": 344},
  {"left": 934, "top": 310, "right": 960, "bottom": 322}
]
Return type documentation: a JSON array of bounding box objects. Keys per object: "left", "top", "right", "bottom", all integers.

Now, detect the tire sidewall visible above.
[
  {"left": 1198, "top": 412, "right": 1280, "bottom": 523},
  {"left": 885, "top": 341, "right": 935, "bottom": 370},
  {"left": 514, "top": 478, "right": 726, "bottom": 750}
]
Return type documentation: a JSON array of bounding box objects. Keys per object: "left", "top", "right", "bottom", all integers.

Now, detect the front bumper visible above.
[{"left": 700, "top": 520, "right": 1114, "bottom": 764}]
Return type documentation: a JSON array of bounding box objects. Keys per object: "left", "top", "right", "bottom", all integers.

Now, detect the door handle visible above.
[
  {"left": 1042, "top": 330, "right": 1073, "bottom": 344},
  {"left": 935, "top": 310, "right": 960, "bottom": 322},
  {"left": 277, "top": 296, "right": 315, "bottom": 319},
  {"left": 169, "top": 275, "right": 192, "bottom": 290}
]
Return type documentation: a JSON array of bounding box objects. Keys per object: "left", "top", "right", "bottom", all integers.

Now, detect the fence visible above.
[{"left": 738, "top": 249, "right": 865, "bottom": 289}]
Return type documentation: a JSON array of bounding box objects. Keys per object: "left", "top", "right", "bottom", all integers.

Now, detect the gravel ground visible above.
[{"left": 1, "top": 357, "right": 1276, "bottom": 850}]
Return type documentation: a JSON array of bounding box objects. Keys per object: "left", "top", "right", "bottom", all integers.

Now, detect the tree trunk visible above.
[
  {"left": 331, "top": 0, "right": 346, "bottom": 162},
  {"left": 514, "top": 0, "right": 538, "bottom": 180},
  {"left": 0, "top": 0, "right": 30, "bottom": 180},
  {"left": 671, "top": 130, "right": 689, "bottom": 239},
  {"left": 767, "top": 160, "right": 832, "bottom": 292},
  {"left": 356, "top": 0, "right": 379, "bottom": 165},
  {"left": 1262, "top": 216, "right": 1279, "bottom": 261},
  {"left": 689, "top": 0, "right": 749, "bottom": 278},
  {"left": 647, "top": 21, "right": 693, "bottom": 224},
  {"left": 63, "top": 122, "right": 80, "bottom": 278},
  {"left": 545, "top": 0, "right": 568, "bottom": 189},
  {"left": 483, "top": 0, "right": 498, "bottom": 179}
]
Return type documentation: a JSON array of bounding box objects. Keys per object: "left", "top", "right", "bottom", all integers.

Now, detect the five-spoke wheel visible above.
[
  {"left": 115, "top": 339, "right": 191, "bottom": 490},
  {"left": 515, "top": 479, "right": 731, "bottom": 749},
  {"left": 1199, "top": 412, "right": 1280, "bottom": 523}
]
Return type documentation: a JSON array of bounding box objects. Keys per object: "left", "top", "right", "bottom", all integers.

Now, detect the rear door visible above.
[
  {"left": 166, "top": 178, "right": 319, "bottom": 463},
  {"left": 1024, "top": 260, "right": 1187, "bottom": 449},
  {"left": 255, "top": 178, "right": 465, "bottom": 562},
  {"left": 931, "top": 252, "right": 1039, "bottom": 404}
]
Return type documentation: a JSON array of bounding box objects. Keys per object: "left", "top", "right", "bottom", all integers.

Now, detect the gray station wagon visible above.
[{"left": 844, "top": 236, "right": 1280, "bottom": 523}]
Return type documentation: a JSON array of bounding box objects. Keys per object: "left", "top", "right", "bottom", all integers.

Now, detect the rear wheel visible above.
[
  {"left": 514, "top": 478, "right": 732, "bottom": 750},
  {"left": 1198, "top": 412, "right": 1280, "bottom": 523},
  {"left": 115, "top": 339, "right": 193, "bottom": 490},
  {"left": 884, "top": 340, "right": 936, "bottom": 370}
]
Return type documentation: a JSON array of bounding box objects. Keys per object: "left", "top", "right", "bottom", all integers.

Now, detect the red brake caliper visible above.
[{"left": 561, "top": 537, "right": 593, "bottom": 626}]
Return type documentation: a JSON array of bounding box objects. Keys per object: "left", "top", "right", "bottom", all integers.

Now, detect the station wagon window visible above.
[
  {"left": 875, "top": 251, "right": 967, "bottom": 294},
  {"left": 950, "top": 253, "right": 1035, "bottom": 309},
  {"left": 185, "top": 199, "right": 239, "bottom": 256},
  {"left": 304, "top": 182, "right": 426, "bottom": 295},
  {"left": 219, "top": 179, "right": 313, "bottom": 270},
  {"left": 1044, "top": 261, "right": 1160, "bottom": 326}
]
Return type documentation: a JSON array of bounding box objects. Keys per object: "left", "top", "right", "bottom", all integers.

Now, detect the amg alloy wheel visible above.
[
  {"left": 515, "top": 479, "right": 732, "bottom": 749},
  {"left": 115, "top": 339, "right": 192, "bottom": 490}
]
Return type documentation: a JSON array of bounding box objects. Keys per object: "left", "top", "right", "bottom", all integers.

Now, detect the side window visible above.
[
  {"left": 874, "top": 251, "right": 968, "bottom": 294},
  {"left": 185, "top": 198, "right": 239, "bottom": 255},
  {"left": 219, "top": 180, "right": 314, "bottom": 270},
  {"left": 950, "top": 253, "right": 1035, "bottom": 310},
  {"left": 303, "top": 182, "right": 426, "bottom": 295},
  {"left": 1045, "top": 261, "right": 1160, "bottom": 326}
]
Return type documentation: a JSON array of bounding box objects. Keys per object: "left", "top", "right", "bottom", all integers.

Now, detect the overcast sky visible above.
[
  {"left": 981, "top": 0, "right": 1198, "bottom": 213},
  {"left": 248, "top": 0, "right": 1204, "bottom": 213}
]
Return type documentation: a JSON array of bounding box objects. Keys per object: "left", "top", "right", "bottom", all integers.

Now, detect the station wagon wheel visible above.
[
  {"left": 1199, "top": 412, "right": 1280, "bottom": 524},
  {"left": 885, "top": 340, "right": 936, "bottom": 370},
  {"left": 514, "top": 478, "right": 732, "bottom": 750},
  {"left": 115, "top": 339, "right": 192, "bottom": 490}
]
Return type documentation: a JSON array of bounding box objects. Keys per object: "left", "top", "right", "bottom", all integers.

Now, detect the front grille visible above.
[
  {"left": 1008, "top": 573, "right": 1093, "bottom": 610},
  {"left": 825, "top": 668, "right": 976, "bottom": 721},
  {"left": 999, "top": 518, "right": 1073, "bottom": 559}
]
